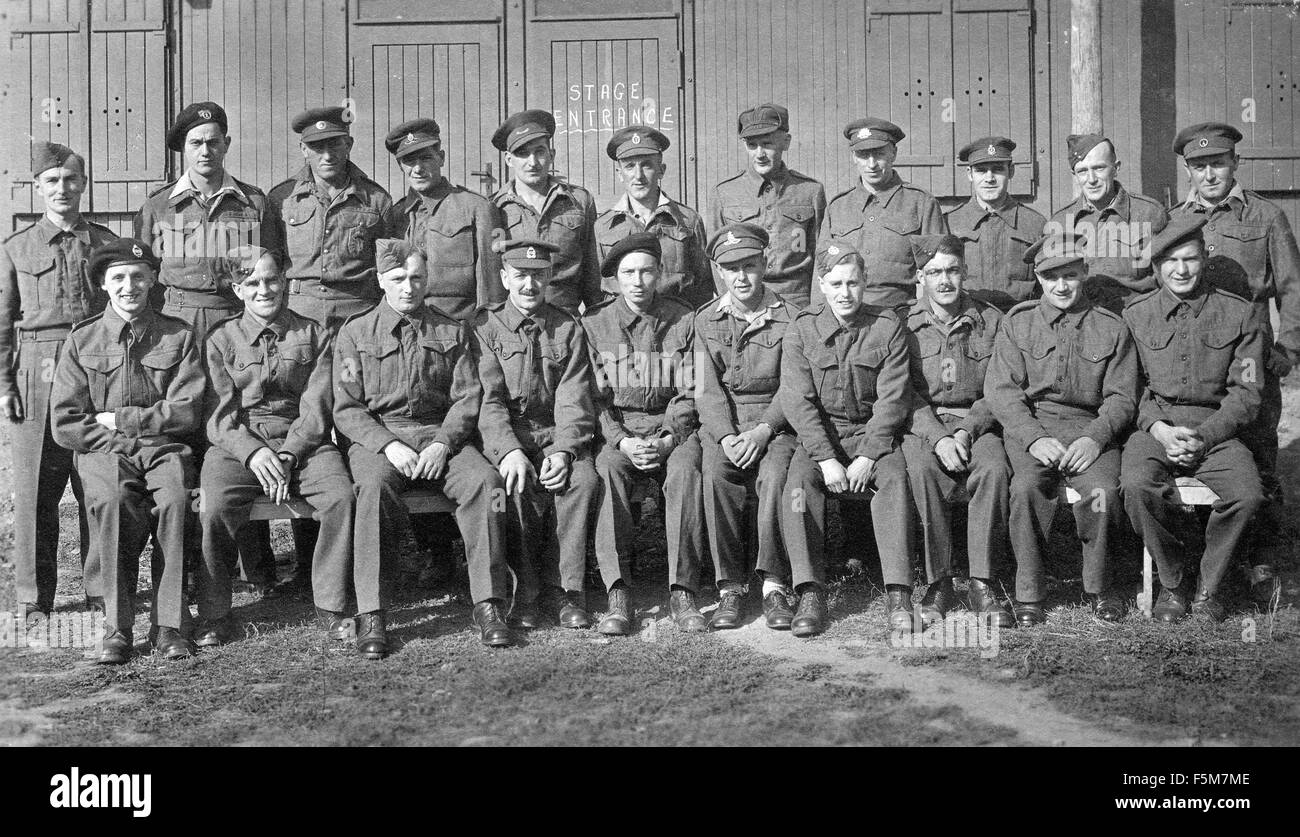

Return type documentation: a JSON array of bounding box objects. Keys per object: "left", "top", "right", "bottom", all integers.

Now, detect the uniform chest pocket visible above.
[
  {"left": 14, "top": 255, "right": 57, "bottom": 309},
  {"left": 1197, "top": 327, "right": 1239, "bottom": 385},
  {"left": 357, "top": 341, "right": 400, "bottom": 389},
  {"left": 229, "top": 350, "right": 266, "bottom": 396},
  {"left": 829, "top": 219, "right": 864, "bottom": 240},
  {"left": 421, "top": 337, "right": 460, "bottom": 382},
  {"left": 491, "top": 340, "right": 528, "bottom": 391},
  {"left": 426, "top": 218, "right": 475, "bottom": 267},
  {"left": 1217, "top": 222, "right": 1267, "bottom": 244},
  {"left": 812, "top": 348, "right": 841, "bottom": 395},
  {"left": 284, "top": 202, "right": 319, "bottom": 258},
  {"left": 1139, "top": 330, "right": 1174, "bottom": 351},
  {"left": 781, "top": 205, "right": 816, "bottom": 225},
  {"left": 739, "top": 331, "right": 783, "bottom": 384},
  {"left": 1079, "top": 338, "right": 1116, "bottom": 364},
  {"left": 721, "top": 204, "right": 760, "bottom": 224},
  {"left": 964, "top": 340, "right": 994, "bottom": 362},
  {"left": 274, "top": 345, "right": 316, "bottom": 390},
  {"left": 339, "top": 209, "right": 381, "bottom": 259},
  {"left": 81, "top": 352, "right": 123, "bottom": 405},
  {"left": 140, "top": 348, "right": 182, "bottom": 396},
  {"left": 880, "top": 214, "right": 921, "bottom": 237}
]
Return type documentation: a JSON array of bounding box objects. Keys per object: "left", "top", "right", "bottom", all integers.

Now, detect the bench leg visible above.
[{"left": 1138, "top": 545, "right": 1154, "bottom": 619}]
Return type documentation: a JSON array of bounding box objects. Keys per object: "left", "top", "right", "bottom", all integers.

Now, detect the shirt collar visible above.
[
  {"left": 291, "top": 162, "right": 363, "bottom": 200},
  {"left": 170, "top": 169, "right": 246, "bottom": 206},
  {"left": 814, "top": 303, "right": 865, "bottom": 342},
  {"left": 36, "top": 214, "right": 91, "bottom": 245},
  {"left": 855, "top": 173, "right": 904, "bottom": 209},
  {"left": 714, "top": 288, "right": 782, "bottom": 321},
  {"left": 1158, "top": 282, "right": 1211, "bottom": 318},
  {"left": 1036, "top": 295, "right": 1089, "bottom": 327},
  {"left": 377, "top": 299, "right": 427, "bottom": 334},
  {"left": 1183, "top": 182, "right": 1247, "bottom": 212},
  {"left": 613, "top": 190, "right": 677, "bottom": 224},
  {"left": 1080, "top": 181, "right": 1131, "bottom": 221},
  {"left": 616, "top": 295, "right": 661, "bottom": 328},
  {"left": 102, "top": 303, "right": 155, "bottom": 342},
  {"left": 501, "top": 300, "right": 547, "bottom": 332},
  {"left": 237, "top": 308, "right": 290, "bottom": 345},
  {"left": 408, "top": 180, "right": 454, "bottom": 214},
  {"left": 742, "top": 163, "right": 790, "bottom": 196},
  {"left": 908, "top": 293, "right": 982, "bottom": 330}
]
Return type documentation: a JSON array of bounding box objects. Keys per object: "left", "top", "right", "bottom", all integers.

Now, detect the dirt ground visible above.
[{"left": 1, "top": 382, "right": 1297, "bottom": 747}]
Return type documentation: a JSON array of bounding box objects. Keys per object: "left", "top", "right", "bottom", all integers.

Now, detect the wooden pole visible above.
[{"left": 1071, "top": 0, "right": 1103, "bottom": 135}]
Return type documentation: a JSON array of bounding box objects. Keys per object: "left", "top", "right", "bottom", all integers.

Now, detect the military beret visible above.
[
  {"left": 1172, "top": 121, "right": 1243, "bottom": 161},
  {"left": 385, "top": 118, "right": 441, "bottom": 159},
  {"left": 815, "top": 238, "right": 862, "bottom": 276},
  {"left": 225, "top": 245, "right": 278, "bottom": 280},
  {"left": 844, "top": 117, "right": 904, "bottom": 151},
  {"left": 707, "top": 223, "right": 769, "bottom": 265},
  {"left": 166, "top": 102, "right": 228, "bottom": 152},
  {"left": 910, "top": 234, "right": 965, "bottom": 269},
  {"left": 31, "top": 141, "right": 82, "bottom": 178},
  {"left": 497, "top": 238, "right": 559, "bottom": 269},
  {"left": 600, "top": 232, "right": 662, "bottom": 278},
  {"left": 606, "top": 126, "right": 669, "bottom": 160},
  {"left": 1067, "top": 133, "right": 1110, "bottom": 168},
  {"left": 374, "top": 239, "right": 423, "bottom": 275},
  {"left": 89, "top": 239, "right": 159, "bottom": 283},
  {"left": 1148, "top": 215, "right": 1208, "bottom": 263},
  {"left": 292, "top": 107, "right": 350, "bottom": 143},
  {"left": 1024, "top": 230, "right": 1089, "bottom": 272},
  {"left": 958, "top": 136, "right": 1016, "bottom": 166},
  {"left": 737, "top": 104, "right": 789, "bottom": 138},
  {"left": 492, "top": 109, "right": 556, "bottom": 153}
]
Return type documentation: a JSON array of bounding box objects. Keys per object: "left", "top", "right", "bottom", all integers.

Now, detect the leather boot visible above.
[
  {"left": 670, "top": 588, "right": 708, "bottom": 633},
  {"left": 598, "top": 584, "right": 632, "bottom": 636},
  {"left": 356, "top": 611, "right": 388, "bottom": 660},
  {"left": 966, "top": 578, "right": 1014, "bottom": 629},
  {"left": 791, "top": 586, "right": 828, "bottom": 637},
  {"left": 472, "top": 600, "right": 516, "bottom": 647}
]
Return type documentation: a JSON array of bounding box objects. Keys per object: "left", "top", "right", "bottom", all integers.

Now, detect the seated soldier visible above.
[
  {"left": 50, "top": 239, "right": 205, "bottom": 664},
  {"left": 985, "top": 231, "right": 1139, "bottom": 625},
  {"left": 334, "top": 239, "right": 514, "bottom": 655},
  {"left": 475, "top": 239, "right": 600, "bottom": 629},
  {"left": 777, "top": 239, "right": 919, "bottom": 635},
  {"left": 901, "top": 234, "right": 1014, "bottom": 628},
  {"left": 695, "top": 223, "right": 802, "bottom": 631},
  {"left": 585, "top": 233, "right": 706, "bottom": 635},
  {"left": 197, "top": 246, "right": 356, "bottom": 646},
  {"left": 1121, "top": 216, "right": 1264, "bottom": 622}
]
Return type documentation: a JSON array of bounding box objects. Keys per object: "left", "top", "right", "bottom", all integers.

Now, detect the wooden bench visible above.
[
  {"left": 248, "top": 489, "right": 455, "bottom": 520},
  {"left": 1061, "top": 477, "right": 1219, "bottom": 619}
]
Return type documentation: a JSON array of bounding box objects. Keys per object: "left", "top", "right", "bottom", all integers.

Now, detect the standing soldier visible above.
[
  {"left": 985, "top": 231, "right": 1140, "bottom": 626},
  {"left": 777, "top": 239, "right": 919, "bottom": 635},
  {"left": 384, "top": 118, "right": 505, "bottom": 321},
  {"left": 50, "top": 240, "right": 205, "bottom": 664},
  {"left": 585, "top": 233, "right": 706, "bottom": 635},
  {"left": 135, "top": 102, "right": 281, "bottom": 340},
  {"left": 269, "top": 106, "right": 393, "bottom": 336},
  {"left": 594, "top": 126, "right": 713, "bottom": 309},
  {"left": 475, "top": 239, "right": 600, "bottom": 629},
  {"left": 901, "top": 235, "right": 1014, "bottom": 629},
  {"left": 944, "top": 137, "right": 1046, "bottom": 312},
  {"left": 334, "top": 240, "right": 514, "bottom": 654},
  {"left": 708, "top": 104, "right": 826, "bottom": 310},
  {"left": 694, "top": 223, "right": 803, "bottom": 631},
  {"left": 196, "top": 247, "right": 356, "bottom": 646},
  {"left": 491, "top": 110, "right": 601, "bottom": 315},
  {"left": 1047, "top": 134, "right": 1168, "bottom": 313},
  {"left": 0, "top": 142, "right": 115, "bottom": 622},
  {"left": 1121, "top": 216, "right": 1265, "bottom": 622},
  {"left": 817, "top": 118, "right": 947, "bottom": 310},
  {"left": 1168, "top": 121, "right": 1299, "bottom": 602}
]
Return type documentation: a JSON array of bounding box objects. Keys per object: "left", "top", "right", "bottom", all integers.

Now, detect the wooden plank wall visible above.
[{"left": 178, "top": 0, "right": 348, "bottom": 195}]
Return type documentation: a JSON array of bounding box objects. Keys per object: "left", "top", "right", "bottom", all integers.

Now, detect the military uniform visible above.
[
  {"left": 490, "top": 110, "right": 602, "bottom": 315},
  {"left": 1121, "top": 277, "right": 1263, "bottom": 607},
  {"left": 383, "top": 118, "right": 505, "bottom": 322},
  {"left": 1167, "top": 123, "right": 1300, "bottom": 578},
  {"left": 584, "top": 288, "right": 703, "bottom": 594},
  {"left": 198, "top": 307, "right": 355, "bottom": 625},
  {"left": 945, "top": 138, "right": 1045, "bottom": 311},
  {"left": 1048, "top": 134, "right": 1168, "bottom": 313},
  {"left": 695, "top": 284, "right": 798, "bottom": 590},
  {"left": 134, "top": 103, "right": 282, "bottom": 342},
  {"left": 475, "top": 292, "right": 598, "bottom": 605},
  {"left": 901, "top": 292, "right": 1010, "bottom": 585},
  {"left": 709, "top": 166, "right": 825, "bottom": 310},
  {"left": 333, "top": 297, "right": 509, "bottom": 614},
  {"left": 594, "top": 126, "right": 714, "bottom": 309},
  {"left": 49, "top": 244, "right": 204, "bottom": 644},
  {"left": 777, "top": 257, "right": 918, "bottom": 590},
  {"left": 985, "top": 250, "right": 1139, "bottom": 605},
  {"left": 1, "top": 164, "right": 114, "bottom": 613}
]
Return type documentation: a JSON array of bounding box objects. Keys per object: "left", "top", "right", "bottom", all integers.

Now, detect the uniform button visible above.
[
  {"left": 1207, "top": 225, "right": 1215, "bottom": 232},
  {"left": 867, "top": 216, "right": 875, "bottom": 222},
  {"left": 1181, "top": 355, "right": 1189, "bottom": 361},
  {"left": 1207, "top": 244, "right": 1215, "bottom": 251},
  {"left": 1179, "top": 333, "right": 1187, "bottom": 339}
]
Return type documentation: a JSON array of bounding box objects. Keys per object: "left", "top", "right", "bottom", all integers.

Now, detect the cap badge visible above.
[
  {"left": 725, "top": 231, "right": 740, "bottom": 246},
  {"left": 526, "top": 246, "right": 537, "bottom": 259},
  {"left": 514, "top": 126, "right": 530, "bottom": 135},
  {"left": 631, "top": 133, "right": 641, "bottom": 144},
  {"left": 198, "top": 109, "right": 212, "bottom": 119},
  {"left": 858, "top": 127, "right": 872, "bottom": 140},
  {"left": 828, "top": 245, "right": 840, "bottom": 256},
  {"left": 1199, "top": 138, "right": 1209, "bottom": 148},
  {"left": 404, "top": 133, "right": 416, "bottom": 145},
  {"left": 131, "top": 244, "right": 143, "bottom": 258},
  {"left": 316, "top": 121, "right": 328, "bottom": 130},
  {"left": 988, "top": 144, "right": 998, "bottom": 156}
]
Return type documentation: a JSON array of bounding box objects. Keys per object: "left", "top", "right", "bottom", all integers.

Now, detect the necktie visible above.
[
  {"left": 401, "top": 315, "right": 424, "bottom": 410},
  {"left": 521, "top": 318, "right": 546, "bottom": 412},
  {"left": 261, "top": 329, "right": 277, "bottom": 400},
  {"left": 837, "top": 322, "right": 865, "bottom": 421}
]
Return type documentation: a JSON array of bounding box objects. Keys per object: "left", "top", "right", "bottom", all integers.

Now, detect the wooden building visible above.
[{"left": 2, "top": 0, "right": 1298, "bottom": 236}]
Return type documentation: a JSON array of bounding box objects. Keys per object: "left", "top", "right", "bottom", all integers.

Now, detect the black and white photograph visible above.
[{"left": 0, "top": 0, "right": 1296, "bottom": 776}]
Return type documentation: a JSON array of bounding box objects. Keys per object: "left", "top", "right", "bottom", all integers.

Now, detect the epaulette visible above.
[
  {"left": 1129, "top": 191, "right": 1165, "bottom": 210},
  {"left": 1088, "top": 303, "right": 1125, "bottom": 323},
  {"left": 340, "top": 304, "right": 379, "bottom": 329},
  {"left": 232, "top": 176, "right": 266, "bottom": 198},
  {"left": 795, "top": 302, "right": 826, "bottom": 320},
  {"left": 786, "top": 168, "right": 819, "bottom": 184},
  {"left": 2, "top": 221, "right": 38, "bottom": 244},
  {"left": 715, "top": 170, "right": 745, "bottom": 187},
  {"left": 1212, "top": 286, "right": 1253, "bottom": 308},
  {"left": 146, "top": 180, "right": 178, "bottom": 198},
  {"left": 70, "top": 312, "right": 104, "bottom": 332},
  {"left": 423, "top": 301, "right": 459, "bottom": 325},
  {"left": 829, "top": 186, "right": 857, "bottom": 203},
  {"left": 209, "top": 310, "right": 244, "bottom": 331},
  {"left": 582, "top": 293, "right": 620, "bottom": 316},
  {"left": 86, "top": 220, "right": 117, "bottom": 236},
  {"left": 656, "top": 294, "right": 695, "bottom": 316},
  {"left": 154, "top": 309, "right": 193, "bottom": 329},
  {"left": 693, "top": 294, "right": 724, "bottom": 315},
  {"left": 1122, "top": 287, "right": 1161, "bottom": 310},
  {"left": 1006, "top": 299, "right": 1039, "bottom": 317}
]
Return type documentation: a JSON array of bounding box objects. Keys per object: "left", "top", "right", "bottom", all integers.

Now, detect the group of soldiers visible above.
[{"left": 2, "top": 96, "right": 1296, "bottom": 664}]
